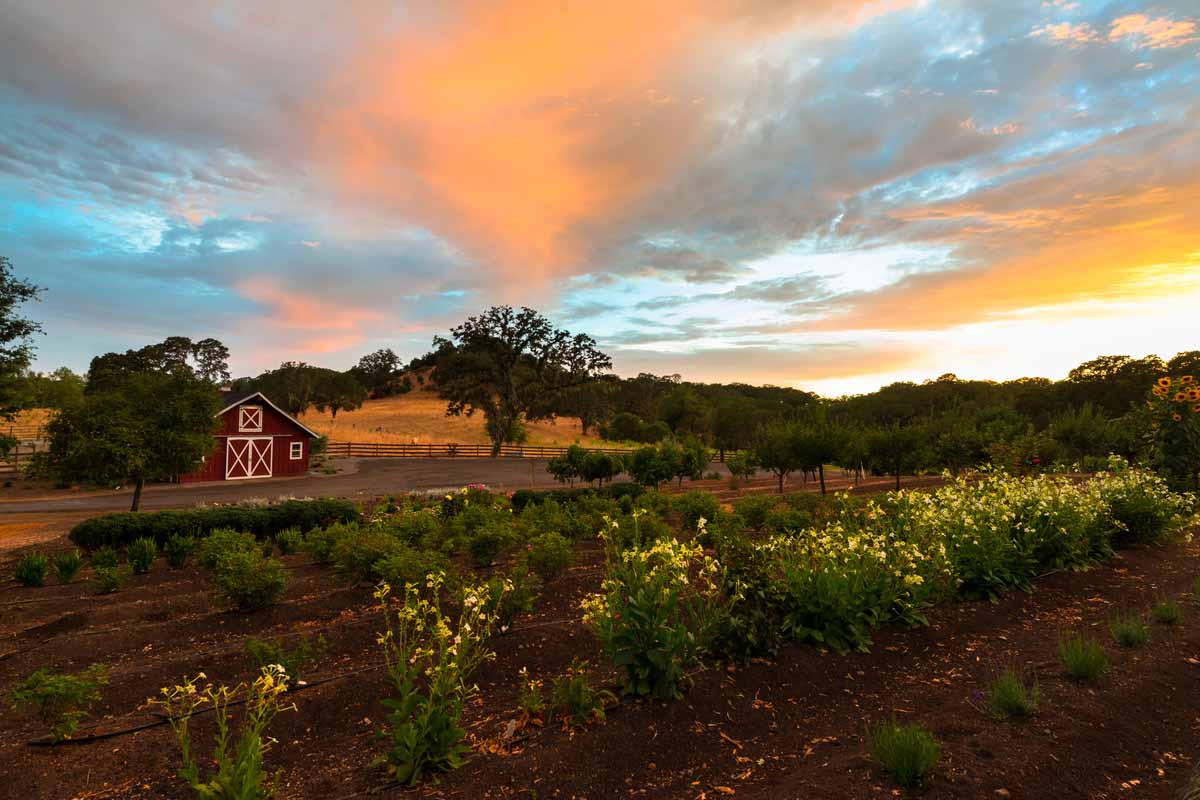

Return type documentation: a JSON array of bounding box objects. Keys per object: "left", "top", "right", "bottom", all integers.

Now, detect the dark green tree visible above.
[
  {"left": 0, "top": 257, "right": 44, "bottom": 452},
  {"left": 752, "top": 421, "right": 804, "bottom": 494},
  {"left": 351, "top": 348, "right": 403, "bottom": 398},
  {"left": 43, "top": 371, "right": 218, "bottom": 510},
  {"left": 313, "top": 371, "right": 369, "bottom": 419},
  {"left": 434, "top": 307, "right": 612, "bottom": 456},
  {"left": 866, "top": 422, "right": 929, "bottom": 491}
]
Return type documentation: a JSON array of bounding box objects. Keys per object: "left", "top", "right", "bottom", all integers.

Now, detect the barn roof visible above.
[{"left": 216, "top": 390, "right": 321, "bottom": 438}]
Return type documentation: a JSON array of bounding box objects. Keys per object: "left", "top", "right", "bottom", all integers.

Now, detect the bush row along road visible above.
[{"left": 0, "top": 457, "right": 604, "bottom": 515}]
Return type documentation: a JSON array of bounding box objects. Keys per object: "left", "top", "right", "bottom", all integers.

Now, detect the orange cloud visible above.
[
  {"left": 236, "top": 276, "right": 387, "bottom": 353},
  {"left": 309, "top": 0, "right": 912, "bottom": 284},
  {"left": 1108, "top": 13, "right": 1198, "bottom": 48}
]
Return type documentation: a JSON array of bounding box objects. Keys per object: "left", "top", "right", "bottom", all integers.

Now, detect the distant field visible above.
[{"left": 299, "top": 393, "right": 610, "bottom": 447}]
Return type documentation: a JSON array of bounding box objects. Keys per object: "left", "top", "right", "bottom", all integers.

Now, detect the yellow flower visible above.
[
  {"left": 1181, "top": 375, "right": 1194, "bottom": 385},
  {"left": 1174, "top": 392, "right": 1188, "bottom": 402},
  {"left": 1172, "top": 413, "right": 1182, "bottom": 422},
  {"left": 1157, "top": 376, "right": 1172, "bottom": 388},
  {"left": 1152, "top": 386, "right": 1166, "bottom": 397},
  {"left": 1194, "top": 403, "right": 1200, "bottom": 413}
]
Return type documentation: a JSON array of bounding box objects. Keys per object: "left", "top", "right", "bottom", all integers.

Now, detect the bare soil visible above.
[{"left": 1, "top": 504, "right": 1197, "bottom": 800}]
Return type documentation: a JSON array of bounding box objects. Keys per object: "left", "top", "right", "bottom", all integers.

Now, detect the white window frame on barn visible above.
[
  {"left": 238, "top": 405, "right": 263, "bottom": 433},
  {"left": 290, "top": 441, "right": 303, "bottom": 460}
]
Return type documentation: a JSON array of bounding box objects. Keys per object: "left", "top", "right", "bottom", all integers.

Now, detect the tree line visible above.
[{"left": 1, "top": 256, "right": 1196, "bottom": 504}]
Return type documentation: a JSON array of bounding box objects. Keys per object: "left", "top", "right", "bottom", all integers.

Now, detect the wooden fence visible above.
[
  {"left": 325, "top": 441, "right": 640, "bottom": 460},
  {"left": 0, "top": 442, "right": 40, "bottom": 474}
]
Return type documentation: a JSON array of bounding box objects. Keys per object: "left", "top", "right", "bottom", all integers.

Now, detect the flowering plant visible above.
[
  {"left": 375, "top": 573, "right": 505, "bottom": 785},
  {"left": 152, "top": 665, "right": 295, "bottom": 799},
  {"left": 581, "top": 514, "right": 724, "bottom": 699},
  {"left": 1148, "top": 375, "right": 1200, "bottom": 492}
]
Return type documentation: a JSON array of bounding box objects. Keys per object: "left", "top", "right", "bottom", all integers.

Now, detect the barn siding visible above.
[{"left": 180, "top": 395, "right": 315, "bottom": 483}]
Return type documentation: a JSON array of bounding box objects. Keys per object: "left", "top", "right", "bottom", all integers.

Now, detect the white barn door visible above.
[{"left": 226, "top": 437, "right": 273, "bottom": 480}]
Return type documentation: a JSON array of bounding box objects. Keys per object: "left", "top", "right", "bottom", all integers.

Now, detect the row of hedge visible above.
[
  {"left": 509, "top": 482, "right": 644, "bottom": 513},
  {"left": 68, "top": 498, "right": 361, "bottom": 551}
]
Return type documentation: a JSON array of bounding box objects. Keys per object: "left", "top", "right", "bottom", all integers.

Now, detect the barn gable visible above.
[{"left": 181, "top": 390, "right": 319, "bottom": 482}]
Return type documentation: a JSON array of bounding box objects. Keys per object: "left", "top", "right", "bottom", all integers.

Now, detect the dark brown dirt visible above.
[{"left": 1, "top": 515, "right": 1197, "bottom": 800}]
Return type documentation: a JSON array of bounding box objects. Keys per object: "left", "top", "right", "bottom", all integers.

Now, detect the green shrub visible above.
[
  {"left": 384, "top": 511, "right": 443, "bottom": 549},
  {"left": 127, "top": 536, "right": 157, "bottom": 575},
  {"left": 374, "top": 547, "right": 454, "bottom": 590},
  {"left": 90, "top": 546, "right": 120, "bottom": 569},
  {"left": 467, "top": 528, "right": 510, "bottom": 567},
  {"left": 509, "top": 482, "right": 642, "bottom": 513},
  {"left": 1150, "top": 599, "right": 1183, "bottom": 625},
  {"left": 517, "top": 669, "right": 546, "bottom": 721},
  {"left": 92, "top": 565, "right": 129, "bottom": 595},
  {"left": 525, "top": 532, "right": 574, "bottom": 582},
  {"left": 1110, "top": 611, "right": 1150, "bottom": 648},
  {"left": 303, "top": 522, "right": 357, "bottom": 564},
  {"left": 14, "top": 553, "right": 49, "bottom": 587},
  {"left": 68, "top": 498, "right": 361, "bottom": 550},
  {"left": 983, "top": 662, "right": 1039, "bottom": 720},
  {"left": 210, "top": 549, "right": 289, "bottom": 611},
  {"left": 11, "top": 664, "right": 109, "bottom": 742},
  {"left": 733, "top": 495, "right": 776, "bottom": 531},
  {"left": 1093, "top": 466, "right": 1189, "bottom": 547},
  {"left": 331, "top": 526, "right": 405, "bottom": 585},
  {"left": 244, "top": 633, "right": 327, "bottom": 683},
  {"left": 763, "top": 505, "right": 814, "bottom": 537},
  {"left": 672, "top": 490, "right": 718, "bottom": 533},
  {"left": 196, "top": 529, "right": 260, "bottom": 570},
  {"left": 53, "top": 550, "right": 84, "bottom": 584},
  {"left": 866, "top": 718, "right": 941, "bottom": 788},
  {"left": 274, "top": 526, "right": 303, "bottom": 555},
  {"left": 550, "top": 659, "right": 616, "bottom": 729},
  {"left": 1059, "top": 632, "right": 1108, "bottom": 681},
  {"left": 163, "top": 534, "right": 195, "bottom": 569}
]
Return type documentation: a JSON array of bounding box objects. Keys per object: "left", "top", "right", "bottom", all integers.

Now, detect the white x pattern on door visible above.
[{"left": 226, "top": 437, "right": 273, "bottom": 479}]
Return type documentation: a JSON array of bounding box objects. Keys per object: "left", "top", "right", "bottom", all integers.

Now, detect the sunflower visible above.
[
  {"left": 1152, "top": 386, "right": 1166, "bottom": 397},
  {"left": 1195, "top": 403, "right": 1200, "bottom": 413},
  {"left": 1172, "top": 413, "right": 1183, "bottom": 422},
  {"left": 1181, "top": 375, "right": 1194, "bottom": 385},
  {"left": 1188, "top": 389, "right": 1200, "bottom": 402},
  {"left": 1157, "top": 376, "right": 1172, "bottom": 388},
  {"left": 1174, "top": 392, "right": 1188, "bottom": 402}
]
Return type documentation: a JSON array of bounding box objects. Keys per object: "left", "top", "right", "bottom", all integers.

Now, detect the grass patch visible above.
[
  {"left": 14, "top": 553, "right": 49, "bottom": 587},
  {"left": 1150, "top": 598, "right": 1183, "bottom": 626},
  {"left": 1109, "top": 611, "right": 1150, "bottom": 649},
  {"left": 866, "top": 718, "right": 941, "bottom": 788},
  {"left": 1059, "top": 632, "right": 1108, "bottom": 682},
  {"left": 983, "top": 662, "right": 1039, "bottom": 720}
]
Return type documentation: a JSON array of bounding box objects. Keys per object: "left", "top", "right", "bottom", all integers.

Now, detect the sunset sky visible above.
[{"left": 2, "top": 0, "right": 1197, "bottom": 396}]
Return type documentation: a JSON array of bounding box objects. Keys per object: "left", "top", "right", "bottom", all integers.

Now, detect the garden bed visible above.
[{"left": 0, "top": 517, "right": 1197, "bottom": 798}]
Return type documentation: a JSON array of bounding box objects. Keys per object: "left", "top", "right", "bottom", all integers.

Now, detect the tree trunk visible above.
[
  {"left": 777, "top": 471, "right": 785, "bottom": 493},
  {"left": 817, "top": 464, "right": 826, "bottom": 495},
  {"left": 130, "top": 477, "right": 144, "bottom": 512},
  {"left": 894, "top": 457, "right": 902, "bottom": 491}
]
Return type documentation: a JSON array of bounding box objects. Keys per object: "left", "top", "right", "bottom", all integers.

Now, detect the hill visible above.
[{"left": 298, "top": 393, "right": 609, "bottom": 447}]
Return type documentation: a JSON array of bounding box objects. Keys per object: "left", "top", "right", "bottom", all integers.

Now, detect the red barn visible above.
[{"left": 181, "top": 390, "right": 320, "bottom": 482}]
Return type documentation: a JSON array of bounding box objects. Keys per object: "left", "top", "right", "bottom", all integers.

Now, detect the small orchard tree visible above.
[
  {"left": 629, "top": 445, "right": 675, "bottom": 489},
  {"left": 44, "top": 371, "right": 218, "bottom": 510},
  {"left": 793, "top": 417, "right": 849, "bottom": 496},
  {"left": 580, "top": 451, "right": 620, "bottom": 486},
  {"left": 434, "top": 307, "right": 612, "bottom": 456},
  {"left": 752, "top": 421, "right": 804, "bottom": 494},
  {"left": 866, "top": 422, "right": 928, "bottom": 491},
  {"left": 547, "top": 444, "right": 587, "bottom": 486},
  {"left": 673, "top": 436, "right": 709, "bottom": 487}
]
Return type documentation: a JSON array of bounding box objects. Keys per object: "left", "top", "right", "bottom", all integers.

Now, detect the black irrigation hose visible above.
[
  {"left": 26, "top": 662, "right": 385, "bottom": 747},
  {"left": 20, "top": 609, "right": 582, "bottom": 748}
]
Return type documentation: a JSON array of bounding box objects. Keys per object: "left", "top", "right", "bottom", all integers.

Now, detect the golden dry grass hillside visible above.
[{"left": 299, "top": 393, "right": 610, "bottom": 447}]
